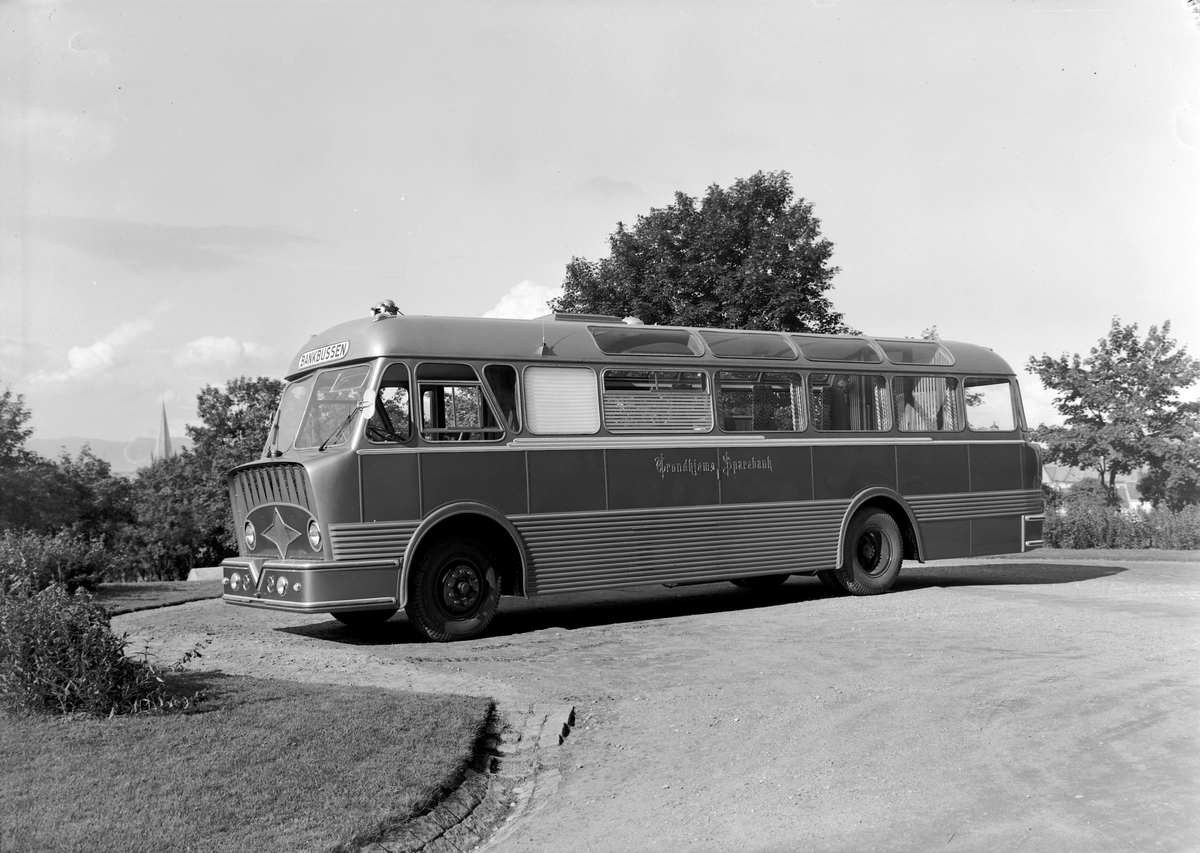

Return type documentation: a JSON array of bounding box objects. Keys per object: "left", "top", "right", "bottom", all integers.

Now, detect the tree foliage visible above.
[
  {"left": 550, "top": 171, "right": 851, "bottom": 333},
  {"left": 1027, "top": 319, "right": 1200, "bottom": 509}
]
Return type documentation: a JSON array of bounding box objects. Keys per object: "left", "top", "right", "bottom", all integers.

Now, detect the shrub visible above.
[
  {"left": 0, "top": 582, "right": 199, "bottom": 716},
  {"left": 0, "top": 529, "right": 112, "bottom": 594},
  {"left": 1044, "top": 504, "right": 1200, "bottom": 550}
]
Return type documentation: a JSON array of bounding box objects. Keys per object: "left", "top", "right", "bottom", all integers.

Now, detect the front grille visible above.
[{"left": 230, "top": 463, "right": 313, "bottom": 528}]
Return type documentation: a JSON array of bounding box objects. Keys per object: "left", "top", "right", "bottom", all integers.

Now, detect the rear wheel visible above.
[
  {"left": 332, "top": 608, "right": 398, "bottom": 628},
  {"left": 405, "top": 537, "right": 500, "bottom": 642},
  {"left": 835, "top": 508, "right": 903, "bottom": 595},
  {"left": 730, "top": 574, "right": 790, "bottom": 590}
]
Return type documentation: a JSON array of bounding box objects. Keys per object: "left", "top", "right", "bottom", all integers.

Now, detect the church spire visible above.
[{"left": 153, "top": 399, "right": 174, "bottom": 462}]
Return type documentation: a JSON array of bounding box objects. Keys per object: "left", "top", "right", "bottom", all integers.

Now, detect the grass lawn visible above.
[
  {"left": 94, "top": 580, "right": 223, "bottom": 614},
  {"left": 1, "top": 675, "right": 492, "bottom": 853}
]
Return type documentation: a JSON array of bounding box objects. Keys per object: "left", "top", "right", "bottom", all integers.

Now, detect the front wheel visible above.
[
  {"left": 835, "top": 508, "right": 903, "bottom": 595},
  {"left": 405, "top": 537, "right": 500, "bottom": 642}
]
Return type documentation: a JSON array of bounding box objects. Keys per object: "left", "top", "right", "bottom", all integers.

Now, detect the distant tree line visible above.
[{"left": 0, "top": 378, "right": 282, "bottom": 581}]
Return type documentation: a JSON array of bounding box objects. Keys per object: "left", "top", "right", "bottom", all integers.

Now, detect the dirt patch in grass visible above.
[
  {"left": 0, "top": 674, "right": 492, "bottom": 853},
  {"left": 95, "top": 581, "right": 223, "bottom": 614}
]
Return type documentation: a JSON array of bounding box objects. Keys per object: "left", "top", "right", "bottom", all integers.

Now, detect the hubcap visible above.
[
  {"left": 856, "top": 531, "right": 887, "bottom": 576},
  {"left": 440, "top": 562, "right": 482, "bottom": 615}
]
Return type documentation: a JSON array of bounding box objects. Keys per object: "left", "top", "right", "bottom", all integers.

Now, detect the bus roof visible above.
[{"left": 285, "top": 311, "right": 1017, "bottom": 379}]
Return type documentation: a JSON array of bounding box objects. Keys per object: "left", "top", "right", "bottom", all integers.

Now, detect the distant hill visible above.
[{"left": 26, "top": 436, "right": 194, "bottom": 475}]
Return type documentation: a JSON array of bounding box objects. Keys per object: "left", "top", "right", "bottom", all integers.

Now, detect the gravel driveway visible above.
[{"left": 114, "top": 554, "right": 1200, "bottom": 852}]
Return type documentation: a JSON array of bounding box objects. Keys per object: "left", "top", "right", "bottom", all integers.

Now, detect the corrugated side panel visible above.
[
  {"left": 514, "top": 501, "right": 848, "bottom": 595},
  {"left": 329, "top": 521, "right": 420, "bottom": 561},
  {"left": 907, "top": 489, "right": 1043, "bottom": 522}
]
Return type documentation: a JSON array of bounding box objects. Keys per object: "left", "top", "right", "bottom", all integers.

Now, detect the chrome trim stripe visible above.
[
  {"left": 328, "top": 522, "right": 420, "bottom": 561},
  {"left": 222, "top": 557, "right": 399, "bottom": 571},
  {"left": 223, "top": 594, "right": 397, "bottom": 611}
]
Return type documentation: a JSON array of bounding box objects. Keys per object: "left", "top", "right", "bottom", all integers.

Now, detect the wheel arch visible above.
[
  {"left": 398, "top": 502, "right": 528, "bottom": 609},
  {"left": 835, "top": 488, "right": 925, "bottom": 570}
]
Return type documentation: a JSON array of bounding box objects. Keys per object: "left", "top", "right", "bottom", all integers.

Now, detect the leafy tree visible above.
[
  {"left": 1027, "top": 319, "right": 1200, "bottom": 507},
  {"left": 550, "top": 171, "right": 851, "bottom": 333},
  {"left": 0, "top": 385, "right": 35, "bottom": 466}
]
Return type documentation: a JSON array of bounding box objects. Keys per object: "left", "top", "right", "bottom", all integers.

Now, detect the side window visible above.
[
  {"left": 810, "top": 373, "right": 892, "bottom": 431},
  {"left": 965, "top": 378, "right": 1016, "bottom": 432},
  {"left": 602, "top": 369, "right": 712, "bottom": 434},
  {"left": 484, "top": 365, "right": 520, "bottom": 433},
  {"left": 717, "top": 371, "right": 806, "bottom": 432},
  {"left": 894, "top": 375, "right": 962, "bottom": 432},
  {"left": 366, "top": 363, "right": 412, "bottom": 444},
  {"left": 416, "top": 363, "right": 504, "bottom": 442},
  {"left": 524, "top": 366, "right": 601, "bottom": 435}
]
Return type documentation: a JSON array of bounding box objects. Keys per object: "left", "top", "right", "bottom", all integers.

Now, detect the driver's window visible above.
[
  {"left": 415, "top": 362, "right": 505, "bottom": 442},
  {"left": 366, "top": 363, "right": 413, "bottom": 444}
]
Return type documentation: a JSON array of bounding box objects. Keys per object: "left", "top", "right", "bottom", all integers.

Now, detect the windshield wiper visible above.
[{"left": 317, "top": 402, "right": 366, "bottom": 452}]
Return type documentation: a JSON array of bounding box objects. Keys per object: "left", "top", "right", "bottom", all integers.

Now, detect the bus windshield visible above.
[{"left": 269, "top": 365, "right": 371, "bottom": 453}]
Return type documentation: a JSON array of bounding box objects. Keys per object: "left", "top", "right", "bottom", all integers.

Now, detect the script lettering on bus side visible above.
[
  {"left": 652, "top": 452, "right": 774, "bottom": 480},
  {"left": 297, "top": 340, "right": 350, "bottom": 369},
  {"left": 721, "top": 452, "right": 773, "bottom": 477}
]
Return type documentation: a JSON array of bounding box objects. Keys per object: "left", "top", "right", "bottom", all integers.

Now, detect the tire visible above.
[
  {"left": 816, "top": 570, "right": 846, "bottom": 593},
  {"left": 405, "top": 536, "right": 500, "bottom": 642},
  {"left": 333, "top": 608, "right": 398, "bottom": 627},
  {"left": 835, "top": 507, "right": 903, "bottom": 595},
  {"left": 730, "top": 574, "right": 790, "bottom": 590}
]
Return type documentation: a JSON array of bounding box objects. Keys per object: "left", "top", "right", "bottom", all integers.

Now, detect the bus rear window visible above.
[
  {"left": 810, "top": 374, "right": 892, "bottom": 431},
  {"left": 965, "top": 378, "right": 1016, "bottom": 431},
  {"left": 602, "top": 369, "right": 712, "bottom": 434}
]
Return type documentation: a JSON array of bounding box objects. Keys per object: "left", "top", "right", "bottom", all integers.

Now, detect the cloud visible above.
[
  {"left": 31, "top": 216, "right": 313, "bottom": 273},
  {"left": 483, "top": 281, "right": 562, "bottom": 320},
  {"left": 175, "top": 336, "right": 273, "bottom": 368},
  {"left": 34, "top": 303, "right": 171, "bottom": 384}
]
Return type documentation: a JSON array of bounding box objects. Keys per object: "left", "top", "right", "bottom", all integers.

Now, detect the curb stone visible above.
[{"left": 367, "top": 703, "right": 575, "bottom": 853}]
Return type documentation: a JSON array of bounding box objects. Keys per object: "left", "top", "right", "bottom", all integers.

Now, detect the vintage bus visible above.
[{"left": 221, "top": 303, "right": 1044, "bottom": 641}]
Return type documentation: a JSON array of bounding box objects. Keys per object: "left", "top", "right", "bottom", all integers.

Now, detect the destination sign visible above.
[{"left": 298, "top": 340, "right": 350, "bottom": 369}]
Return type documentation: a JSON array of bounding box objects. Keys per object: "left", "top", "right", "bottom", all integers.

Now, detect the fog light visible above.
[
  {"left": 276, "top": 576, "right": 289, "bottom": 595},
  {"left": 307, "top": 520, "right": 322, "bottom": 550},
  {"left": 229, "top": 572, "right": 241, "bottom": 591},
  {"left": 244, "top": 521, "right": 257, "bottom": 550},
  {"left": 293, "top": 581, "right": 302, "bottom": 592}
]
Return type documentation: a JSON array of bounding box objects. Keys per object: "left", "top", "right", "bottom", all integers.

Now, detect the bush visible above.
[
  {"left": 1044, "top": 504, "right": 1200, "bottom": 550},
  {"left": 0, "top": 529, "right": 112, "bottom": 594},
  {"left": 0, "top": 582, "right": 199, "bottom": 716}
]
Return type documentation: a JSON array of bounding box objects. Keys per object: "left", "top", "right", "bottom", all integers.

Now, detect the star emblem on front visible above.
[{"left": 260, "top": 508, "right": 301, "bottom": 560}]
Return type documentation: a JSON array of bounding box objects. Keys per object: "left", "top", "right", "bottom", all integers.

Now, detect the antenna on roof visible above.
[
  {"left": 535, "top": 321, "right": 556, "bottom": 357},
  {"left": 371, "top": 300, "right": 402, "bottom": 321}
]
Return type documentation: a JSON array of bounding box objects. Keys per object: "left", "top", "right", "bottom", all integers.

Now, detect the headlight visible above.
[
  {"left": 276, "top": 576, "right": 289, "bottom": 596},
  {"left": 229, "top": 572, "right": 241, "bottom": 591},
  {"left": 307, "top": 520, "right": 322, "bottom": 550},
  {"left": 244, "top": 521, "right": 257, "bottom": 550}
]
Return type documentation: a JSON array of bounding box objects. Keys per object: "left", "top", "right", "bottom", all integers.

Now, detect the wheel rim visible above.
[
  {"left": 855, "top": 529, "right": 890, "bottom": 577},
  {"left": 438, "top": 560, "right": 484, "bottom": 618}
]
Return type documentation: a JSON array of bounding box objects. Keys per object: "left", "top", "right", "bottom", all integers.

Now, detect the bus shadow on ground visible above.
[{"left": 279, "top": 561, "right": 1125, "bottom": 646}]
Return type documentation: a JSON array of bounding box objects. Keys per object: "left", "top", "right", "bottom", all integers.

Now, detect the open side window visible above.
[
  {"left": 416, "top": 363, "right": 505, "bottom": 442},
  {"left": 716, "top": 371, "right": 806, "bottom": 432},
  {"left": 810, "top": 373, "right": 892, "bottom": 431}
]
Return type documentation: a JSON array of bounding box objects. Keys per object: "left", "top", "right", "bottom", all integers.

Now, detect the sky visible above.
[{"left": 2, "top": 0, "right": 1198, "bottom": 443}]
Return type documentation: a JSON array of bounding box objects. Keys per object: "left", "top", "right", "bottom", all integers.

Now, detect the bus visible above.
[{"left": 221, "top": 302, "right": 1044, "bottom": 641}]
